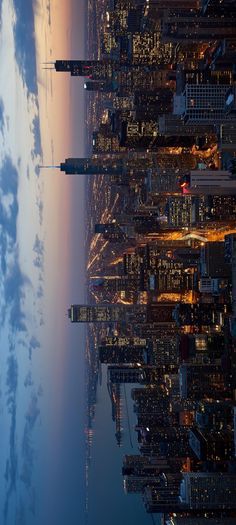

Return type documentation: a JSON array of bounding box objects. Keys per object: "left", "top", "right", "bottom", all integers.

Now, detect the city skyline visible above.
[{"left": 1, "top": 1, "right": 236, "bottom": 525}]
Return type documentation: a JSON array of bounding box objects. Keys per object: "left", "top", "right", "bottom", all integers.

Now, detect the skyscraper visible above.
[{"left": 180, "top": 472, "right": 236, "bottom": 509}]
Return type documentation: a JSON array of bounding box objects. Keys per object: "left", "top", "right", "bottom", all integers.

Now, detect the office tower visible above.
[
  {"left": 176, "top": 66, "right": 233, "bottom": 91},
  {"left": 119, "top": 120, "right": 194, "bottom": 150},
  {"left": 189, "top": 427, "right": 234, "bottom": 460},
  {"left": 147, "top": 303, "right": 176, "bottom": 324},
  {"left": 123, "top": 455, "right": 186, "bottom": 494},
  {"left": 200, "top": 242, "right": 231, "bottom": 278},
  {"left": 151, "top": 336, "right": 180, "bottom": 367},
  {"left": 180, "top": 472, "right": 236, "bottom": 509},
  {"left": 166, "top": 517, "right": 236, "bottom": 525},
  {"left": 92, "top": 130, "right": 121, "bottom": 154},
  {"left": 94, "top": 223, "right": 127, "bottom": 242},
  {"left": 60, "top": 157, "right": 125, "bottom": 175},
  {"left": 182, "top": 170, "right": 236, "bottom": 196},
  {"left": 134, "top": 89, "right": 173, "bottom": 120},
  {"left": 201, "top": 0, "right": 236, "bottom": 16},
  {"left": 161, "top": 15, "right": 236, "bottom": 43},
  {"left": 84, "top": 80, "right": 118, "bottom": 92},
  {"left": 132, "top": 386, "right": 169, "bottom": 416},
  {"left": 220, "top": 123, "right": 236, "bottom": 152},
  {"left": 55, "top": 59, "right": 116, "bottom": 80},
  {"left": 174, "top": 303, "right": 229, "bottom": 327},
  {"left": 174, "top": 85, "right": 234, "bottom": 125},
  {"left": 167, "top": 195, "right": 206, "bottom": 227},
  {"left": 140, "top": 427, "right": 191, "bottom": 458},
  {"left": 99, "top": 337, "right": 149, "bottom": 365},
  {"left": 91, "top": 276, "right": 138, "bottom": 294},
  {"left": 107, "top": 365, "right": 156, "bottom": 384},
  {"left": 195, "top": 400, "right": 234, "bottom": 430},
  {"left": 158, "top": 114, "right": 214, "bottom": 137},
  {"left": 143, "top": 473, "right": 183, "bottom": 513},
  {"left": 68, "top": 304, "right": 147, "bottom": 323},
  {"left": 206, "top": 195, "right": 236, "bottom": 221},
  {"left": 150, "top": 257, "right": 195, "bottom": 294},
  {"left": 179, "top": 363, "right": 227, "bottom": 400}
]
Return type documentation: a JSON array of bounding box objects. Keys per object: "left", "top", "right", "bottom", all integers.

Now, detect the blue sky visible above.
[{"left": 0, "top": 1, "right": 86, "bottom": 524}]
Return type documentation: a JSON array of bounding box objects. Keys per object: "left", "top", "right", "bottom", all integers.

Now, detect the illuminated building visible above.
[
  {"left": 143, "top": 473, "right": 183, "bottom": 513},
  {"left": 60, "top": 157, "right": 125, "bottom": 176},
  {"left": 179, "top": 363, "right": 228, "bottom": 400},
  {"left": 99, "top": 337, "right": 150, "bottom": 364},
  {"left": 174, "top": 85, "right": 234, "bottom": 125},
  {"left": 92, "top": 130, "right": 122, "bottom": 154},
  {"left": 201, "top": 0, "right": 236, "bottom": 15},
  {"left": 123, "top": 455, "right": 186, "bottom": 494},
  {"left": 189, "top": 427, "right": 234, "bottom": 460},
  {"left": 174, "top": 302, "right": 229, "bottom": 327},
  {"left": 91, "top": 276, "right": 138, "bottom": 293},
  {"left": 68, "top": 304, "right": 147, "bottom": 323},
  {"left": 107, "top": 364, "right": 156, "bottom": 384},
  {"left": 94, "top": 223, "right": 127, "bottom": 242},
  {"left": 151, "top": 336, "right": 180, "bottom": 367},
  {"left": 55, "top": 59, "right": 116, "bottom": 80},
  {"left": 84, "top": 80, "right": 118, "bottom": 92},
  {"left": 166, "top": 517, "right": 236, "bottom": 525},
  {"left": 158, "top": 114, "right": 213, "bottom": 137},
  {"left": 180, "top": 472, "right": 236, "bottom": 509},
  {"left": 161, "top": 15, "right": 236, "bottom": 43},
  {"left": 182, "top": 170, "right": 236, "bottom": 196},
  {"left": 167, "top": 195, "right": 206, "bottom": 227},
  {"left": 139, "top": 426, "right": 191, "bottom": 458},
  {"left": 150, "top": 257, "right": 195, "bottom": 294},
  {"left": 195, "top": 400, "right": 234, "bottom": 430},
  {"left": 200, "top": 242, "right": 230, "bottom": 278},
  {"left": 119, "top": 120, "right": 195, "bottom": 150}
]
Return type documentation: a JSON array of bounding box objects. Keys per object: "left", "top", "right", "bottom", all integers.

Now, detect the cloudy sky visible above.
[{"left": 0, "top": 1, "right": 86, "bottom": 524}]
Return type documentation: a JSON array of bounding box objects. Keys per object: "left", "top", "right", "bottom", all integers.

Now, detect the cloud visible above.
[
  {"left": 33, "top": 234, "right": 44, "bottom": 271},
  {"left": 0, "top": 156, "right": 18, "bottom": 196},
  {"left": 12, "top": 0, "right": 38, "bottom": 94},
  {"left": 33, "top": 235, "right": 44, "bottom": 257},
  {"left": 0, "top": 97, "right": 4, "bottom": 132},
  {"left": 4, "top": 356, "right": 18, "bottom": 522},
  {"left": 24, "top": 372, "right": 33, "bottom": 389},
  {"left": 36, "top": 196, "right": 43, "bottom": 225},
  {"left": 0, "top": 157, "right": 34, "bottom": 331},
  {"left": 31, "top": 116, "right": 42, "bottom": 158},
  {"left": 28, "top": 336, "right": 40, "bottom": 361},
  {"left": 20, "top": 394, "right": 40, "bottom": 490},
  {"left": 4, "top": 262, "right": 29, "bottom": 332}
]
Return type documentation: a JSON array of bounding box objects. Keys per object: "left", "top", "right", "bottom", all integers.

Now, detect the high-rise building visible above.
[
  {"left": 180, "top": 472, "right": 236, "bottom": 509},
  {"left": 161, "top": 15, "right": 236, "bottom": 43},
  {"left": 143, "top": 473, "right": 182, "bottom": 513},
  {"left": 60, "top": 157, "right": 125, "bottom": 176},
  {"left": 55, "top": 59, "right": 116, "bottom": 80},
  {"left": 181, "top": 170, "right": 236, "bottom": 196},
  {"left": 99, "top": 337, "right": 150, "bottom": 364},
  {"left": 179, "top": 363, "right": 228, "bottom": 400},
  {"left": 107, "top": 364, "right": 156, "bottom": 384},
  {"left": 68, "top": 304, "right": 147, "bottom": 323},
  {"left": 151, "top": 336, "right": 180, "bottom": 367},
  {"left": 174, "top": 85, "right": 234, "bottom": 125},
  {"left": 166, "top": 517, "right": 236, "bottom": 525},
  {"left": 189, "top": 427, "right": 234, "bottom": 460},
  {"left": 195, "top": 400, "right": 234, "bottom": 430}
]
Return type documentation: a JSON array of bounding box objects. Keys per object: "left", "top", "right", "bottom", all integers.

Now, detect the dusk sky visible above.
[{"left": 0, "top": 1, "right": 86, "bottom": 524}]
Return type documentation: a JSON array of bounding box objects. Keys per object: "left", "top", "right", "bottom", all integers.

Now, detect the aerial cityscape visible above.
[
  {"left": 1, "top": 0, "right": 236, "bottom": 524},
  {"left": 54, "top": 1, "right": 236, "bottom": 524}
]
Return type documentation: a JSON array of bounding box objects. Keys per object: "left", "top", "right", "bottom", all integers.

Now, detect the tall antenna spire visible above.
[{"left": 39, "top": 165, "right": 60, "bottom": 169}]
